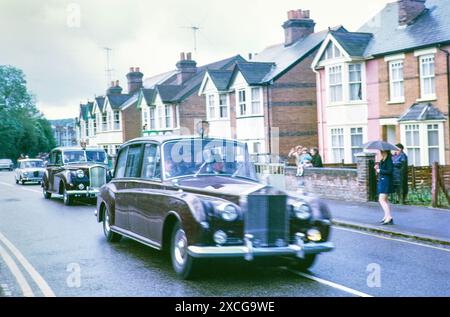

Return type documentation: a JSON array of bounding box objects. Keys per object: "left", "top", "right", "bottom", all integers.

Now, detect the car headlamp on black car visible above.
[
  {"left": 291, "top": 201, "right": 311, "bottom": 220},
  {"left": 216, "top": 203, "right": 239, "bottom": 222}
]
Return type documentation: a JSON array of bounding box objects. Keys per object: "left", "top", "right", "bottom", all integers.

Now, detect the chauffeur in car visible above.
[
  {"left": 42, "top": 146, "right": 110, "bottom": 205},
  {"left": 95, "top": 136, "right": 334, "bottom": 279}
]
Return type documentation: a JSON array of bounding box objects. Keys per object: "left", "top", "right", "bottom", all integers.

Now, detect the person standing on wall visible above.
[
  {"left": 376, "top": 150, "right": 394, "bottom": 225},
  {"left": 392, "top": 143, "right": 408, "bottom": 204}
]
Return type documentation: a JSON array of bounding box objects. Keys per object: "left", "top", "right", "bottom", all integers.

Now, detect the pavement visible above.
[{"left": 323, "top": 199, "right": 450, "bottom": 246}]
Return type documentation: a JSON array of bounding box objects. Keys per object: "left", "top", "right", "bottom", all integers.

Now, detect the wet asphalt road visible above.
[{"left": 0, "top": 171, "right": 449, "bottom": 297}]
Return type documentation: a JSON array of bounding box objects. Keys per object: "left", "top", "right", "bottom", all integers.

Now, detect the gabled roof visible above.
[
  {"left": 142, "top": 88, "right": 157, "bottom": 105},
  {"left": 106, "top": 94, "right": 133, "bottom": 110},
  {"left": 329, "top": 30, "right": 373, "bottom": 57},
  {"left": 251, "top": 28, "right": 335, "bottom": 82},
  {"left": 155, "top": 85, "right": 184, "bottom": 103},
  {"left": 359, "top": 0, "right": 450, "bottom": 56},
  {"left": 94, "top": 96, "right": 105, "bottom": 112},
  {"left": 144, "top": 55, "right": 245, "bottom": 103},
  {"left": 207, "top": 70, "right": 233, "bottom": 91},
  {"left": 231, "top": 62, "right": 276, "bottom": 85},
  {"left": 398, "top": 102, "right": 446, "bottom": 122}
]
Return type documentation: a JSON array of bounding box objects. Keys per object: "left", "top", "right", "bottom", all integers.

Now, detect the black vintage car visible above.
[
  {"left": 42, "top": 146, "right": 110, "bottom": 205},
  {"left": 95, "top": 136, "right": 334, "bottom": 279}
]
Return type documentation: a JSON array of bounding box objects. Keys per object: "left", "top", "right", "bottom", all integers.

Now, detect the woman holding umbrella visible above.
[{"left": 364, "top": 141, "right": 397, "bottom": 225}]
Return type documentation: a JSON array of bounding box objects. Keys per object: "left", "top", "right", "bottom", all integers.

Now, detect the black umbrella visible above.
[{"left": 363, "top": 141, "right": 399, "bottom": 151}]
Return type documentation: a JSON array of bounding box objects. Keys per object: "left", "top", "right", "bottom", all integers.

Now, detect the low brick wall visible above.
[{"left": 286, "top": 166, "right": 366, "bottom": 201}]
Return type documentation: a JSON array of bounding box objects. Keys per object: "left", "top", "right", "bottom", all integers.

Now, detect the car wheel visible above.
[
  {"left": 63, "top": 188, "right": 73, "bottom": 206},
  {"left": 42, "top": 184, "right": 52, "bottom": 199},
  {"left": 292, "top": 254, "right": 317, "bottom": 271},
  {"left": 103, "top": 208, "right": 122, "bottom": 242},
  {"left": 15, "top": 178, "right": 19, "bottom": 184},
  {"left": 170, "top": 222, "right": 199, "bottom": 279},
  {"left": 21, "top": 178, "right": 25, "bottom": 185}
]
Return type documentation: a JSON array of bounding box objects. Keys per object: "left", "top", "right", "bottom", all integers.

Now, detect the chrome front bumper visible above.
[
  {"left": 66, "top": 188, "right": 99, "bottom": 197},
  {"left": 188, "top": 233, "right": 334, "bottom": 260},
  {"left": 21, "top": 177, "right": 42, "bottom": 182}
]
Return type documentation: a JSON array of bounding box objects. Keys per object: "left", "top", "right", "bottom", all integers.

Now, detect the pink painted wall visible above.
[{"left": 365, "top": 59, "right": 381, "bottom": 142}]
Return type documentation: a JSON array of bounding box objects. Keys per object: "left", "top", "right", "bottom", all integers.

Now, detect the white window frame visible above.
[
  {"left": 207, "top": 94, "right": 216, "bottom": 120},
  {"left": 400, "top": 121, "right": 445, "bottom": 166},
  {"left": 348, "top": 64, "right": 363, "bottom": 101},
  {"left": 164, "top": 105, "right": 173, "bottom": 129},
  {"left": 419, "top": 54, "right": 436, "bottom": 100},
  {"left": 218, "top": 93, "right": 229, "bottom": 119},
  {"left": 237, "top": 89, "right": 247, "bottom": 117},
  {"left": 250, "top": 87, "right": 263, "bottom": 115},
  {"left": 330, "top": 128, "right": 345, "bottom": 163},
  {"left": 389, "top": 60, "right": 405, "bottom": 103},
  {"left": 328, "top": 65, "right": 343, "bottom": 104},
  {"left": 149, "top": 107, "right": 156, "bottom": 130},
  {"left": 113, "top": 111, "right": 120, "bottom": 130},
  {"left": 350, "top": 127, "right": 364, "bottom": 163}
]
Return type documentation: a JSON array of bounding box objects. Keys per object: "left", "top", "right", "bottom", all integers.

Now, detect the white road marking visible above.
[
  {"left": 286, "top": 268, "right": 373, "bottom": 297},
  {"left": 0, "top": 232, "right": 55, "bottom": 297},
  {"left": 0, "top": 181, "right": 41, "bottom": 194},
  {"left": 0, "top": 243, "right": 34, "bottom": 297},
  {"left": 334, "top": 226, "right": 450, "bottom": 253}
]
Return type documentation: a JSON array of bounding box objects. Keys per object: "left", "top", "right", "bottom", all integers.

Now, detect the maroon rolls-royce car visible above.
[
  {"left": 95, "top": 136, "right": 334, "bottom": 279},
  {"left": 42, "top": 146, "right": 110, "bottom": 205}
]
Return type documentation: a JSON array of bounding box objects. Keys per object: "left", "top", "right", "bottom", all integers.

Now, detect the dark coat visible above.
[
  {"left": 311, "top": 154, "right": 323, "bottom": 168},
  {"left": 377, "top": 155, "right": 394, "bottom": 194},
  {"left": 392, "top": 152, "right": 408, "bottom": 192}
]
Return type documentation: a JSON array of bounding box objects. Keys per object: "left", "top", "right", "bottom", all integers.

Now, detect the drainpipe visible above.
[
  {"left": 312, "top": 66, "right": 325, "bottom": 160},
  {"left": 438, "top": 45, "right": 450, "bottom": 151},
  {"left": 266, "top": 84, "right": 272, "bottom": 156}
]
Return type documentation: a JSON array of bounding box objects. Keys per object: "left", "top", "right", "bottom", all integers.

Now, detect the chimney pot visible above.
[
  {"left": 180, "top": 52, "right": 186, "bottom": 61},
  {"left": 135, "top": 67, "right": 140, "bottom": 72},
  {"left": 186, "top": 52, "right": 192, "bottom": 60},
  {"left": 115, "top": 80, "right": 120, "bottom": 87},
  {"left": 129, "top": 67, "right": 134, "bottom": 72},
  {"left": 111, "top": 81, "right": 115, "bottom": 87}
]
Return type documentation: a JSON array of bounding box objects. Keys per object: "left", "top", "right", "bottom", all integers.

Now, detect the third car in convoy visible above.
[
  {"left": 15, "top": 159, "right": 45, "bottom": 185},
  {"left": 95, "top": 136, "right": 334, "bottom": 279},
  {"left": 42, "top": 146, "right": 110, "bottom": 205}
]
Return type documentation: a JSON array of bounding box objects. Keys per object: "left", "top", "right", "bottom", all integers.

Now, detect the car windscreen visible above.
[
  {"left": 162, "top": 139, "right": 257, "bottom": 180},
  {"left": 63, "top": 151, "right": 86, "bottom": 164},
  {"left": 21, "top": 161, "right": 44, "bottom": 168},
  {"left": 86, "top": 150, "right": 107, "bottom": 164}
]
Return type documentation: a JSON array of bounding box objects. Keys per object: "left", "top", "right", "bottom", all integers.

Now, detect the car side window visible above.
[
  {"left": 124, "top": 145, "right": 143, "bottom": 178},
  {"left": 142, "top": 144, "right": 161, "bottom": 180},
  {"left": 55, "top": 151, "right": 63, "bottom": 165},
  {"left": 114, "top": 147, "right": 128, "bottom": 178}
]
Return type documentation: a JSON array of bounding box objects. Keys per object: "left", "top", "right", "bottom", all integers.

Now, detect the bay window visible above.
[
  {"left": 330, "top": 128, "right": 344, "bottom": 163},
  {"left": 349, "top": 64, "right": 362, "bottom": 101},
  {"left": 142, "top": 108, "right": 148, "bottom": 129},
  {"left": 149, "top": 107, "right": 156, "bottom": 130},
  {"left": 350, "top": 127, "right": 363, "bottom": 163},
  {"left": 219, "top": 94, "right": 228, "bottom": 118},
  {"left": 207, "top": 94, "right": 216, "bottom": 119},
  {"left": 238, "top": 89, "right": 246, "bottom": 116},
  {"left": 102, "top": 112, "right": 107, "bottom": 131},
  {"left": 427, "top": 124, "right": 440, "bottom": 164},
  {"left": 328, "top": 65, "right": 343, "bottom": 103},
  {"left": 251, "top": 88, "right": 262, "bottom": 115},
  {"left": 114, "top": 111, "right": 120, "bottom": 130},
  {"left": 164, "top": 105, "right": 172, "bottom": 129},
  {"left": 405, "top": 124, "right": 421, "bottom": 166}
]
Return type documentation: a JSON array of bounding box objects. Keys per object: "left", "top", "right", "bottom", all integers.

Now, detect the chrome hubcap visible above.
[
  {"left": 104, "top": 213, "right": 111, "bottom": 233},
  {"left": 174, "top": 229, "right": 187, "bottom": 266}
]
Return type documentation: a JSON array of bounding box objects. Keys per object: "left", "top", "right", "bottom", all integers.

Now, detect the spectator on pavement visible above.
[
  {"left": 376, "top": 150, "right": 394, "bottom": 225},
  {"left": 310, "top": 147, "right": 323, "bottom": 168},
  {"left": 392, "top": 143, "right": 408, "bottom": 204}
]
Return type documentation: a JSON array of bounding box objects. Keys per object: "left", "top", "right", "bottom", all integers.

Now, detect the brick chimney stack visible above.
[
  {"left": 126, "top": 66, "right": 144, "bottom": 94},
  {"left": 176, "top": 52, "right": 197, "bottom": 85},
  {"left": 398, "top": 0, "right": 426, "bottom": 26},
  {"left": 107, "top": 80, "right": 123, "bottom": 95},
  {"left": 282, "top": 9, "right": 316, "bottom": 46}
]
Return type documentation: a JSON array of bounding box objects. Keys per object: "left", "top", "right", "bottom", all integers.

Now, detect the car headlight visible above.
[
  {"left": 75, "top": 170, "right": 84, "bottom": 178},
  {"left": 23, "top": 172, "right": 29, "bottom": 176},
  {"left": 217, "top": 203, "right": 239, "bottom": 222},
  {"left": 292, "top": 202, "right": 311, "bottom": 220},
  {"left": 307, "top": 228, "right": 322, "bottom": 242}
]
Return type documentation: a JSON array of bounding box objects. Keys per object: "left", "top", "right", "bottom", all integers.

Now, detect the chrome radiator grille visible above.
[
  {"left": 244, "top": 189, "right": 288, "bottom": 247},
  {"left": 89, "top": 166, "right": 106, "bottom": 188}
]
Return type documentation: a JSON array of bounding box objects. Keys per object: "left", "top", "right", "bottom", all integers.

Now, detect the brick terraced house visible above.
[
  {"left": 198, "top": 9, "right": 334, "bottom": 156},
  {"left": 312, "top": 0, "right": 450, "bottom": 166}
]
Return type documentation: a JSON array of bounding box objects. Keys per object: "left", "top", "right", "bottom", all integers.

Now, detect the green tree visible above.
[{"left": 0, "top": 65, "right": 56, "bottom": 160}]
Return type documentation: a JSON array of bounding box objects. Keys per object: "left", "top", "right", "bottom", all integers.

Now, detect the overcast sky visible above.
[{"left": 0, "top": 0, "right": 392, "bottom": 119}]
